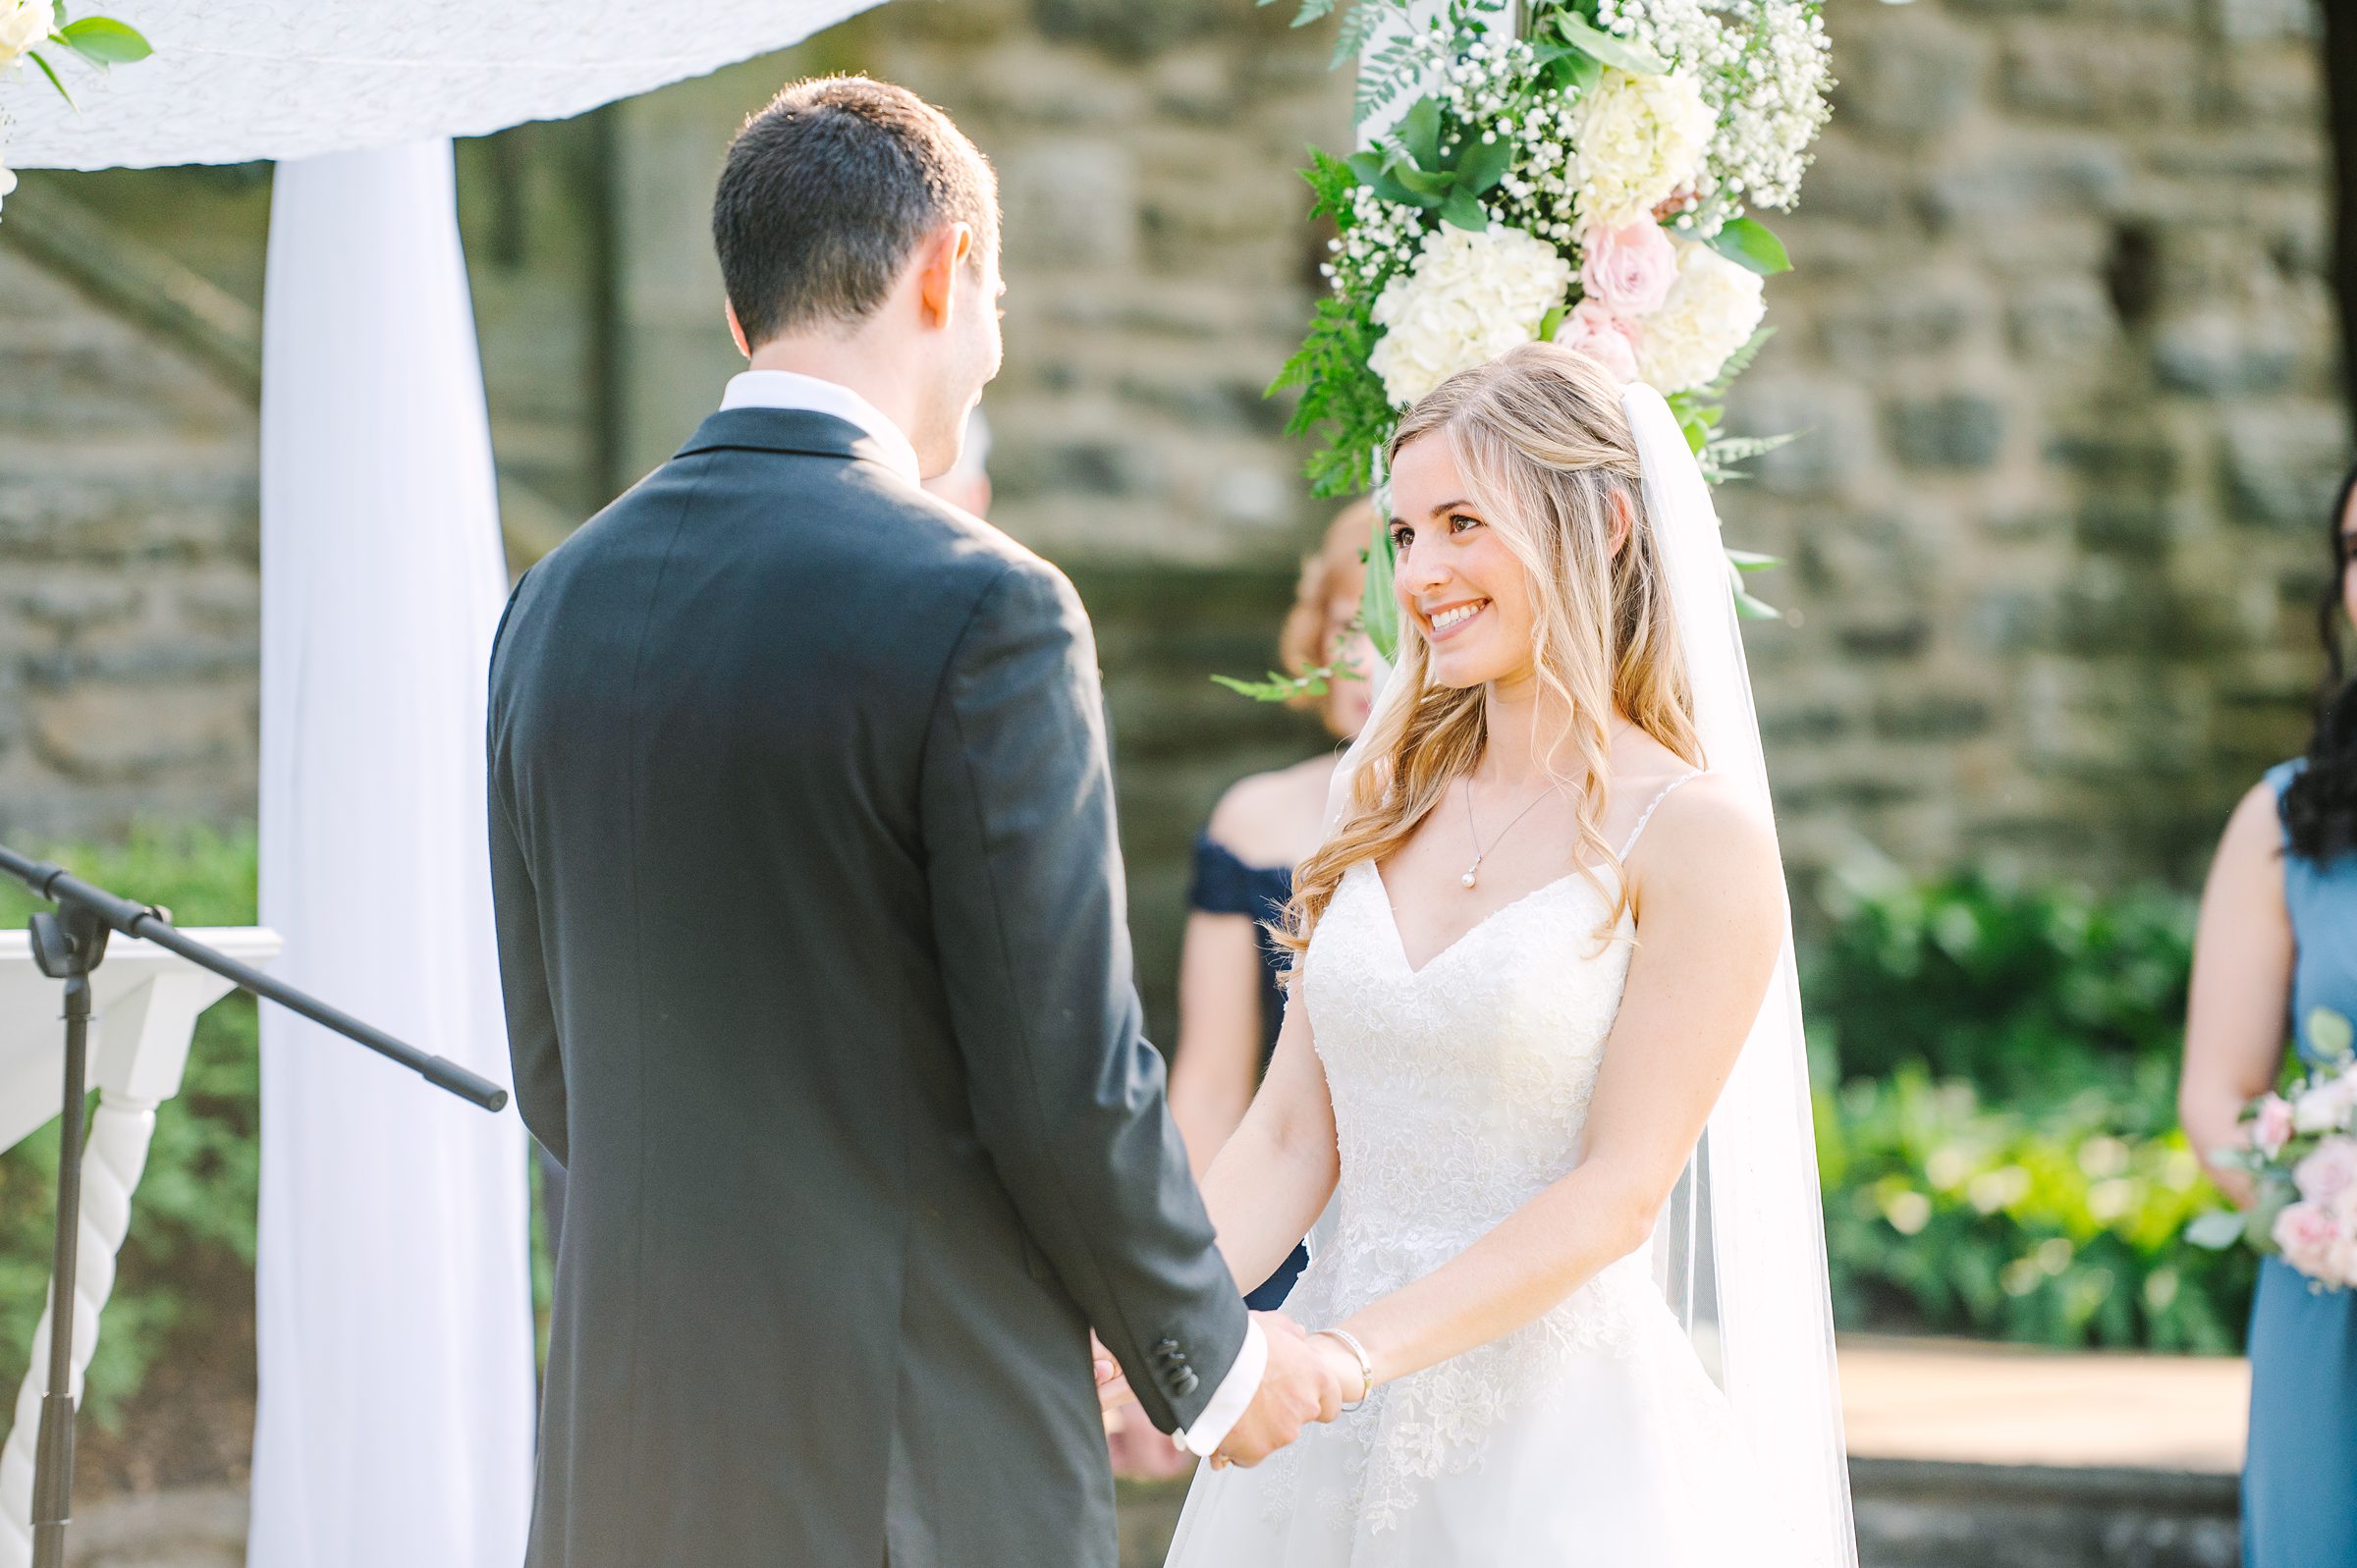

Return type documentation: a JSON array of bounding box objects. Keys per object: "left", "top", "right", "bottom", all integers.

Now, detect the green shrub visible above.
[
  {"left": 0, "top": 826, "right": 259, "bottom": 1424},
  {"left": 1818, "top": 1066, "right": 2254, "bottom": 1351},
  {"left": 1803, "top": 870, "right": 2253, "bottom": 1350},
  {"left": 1806, "top": 869, "right": 2195, "bottom": 1112}
]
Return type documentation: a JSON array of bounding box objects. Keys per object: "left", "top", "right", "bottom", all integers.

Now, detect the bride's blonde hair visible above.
[{"left": 1276, "top": 342, "right": 1700, "bottom": 972}]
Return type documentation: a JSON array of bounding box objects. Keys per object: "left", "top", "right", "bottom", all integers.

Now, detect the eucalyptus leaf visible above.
[
  {"left": 58, "top": 15, "right": 151, "bottom": 65},
  {"left": 2184, "top": 1210, "right": 2247, "bottom": 1251},
  {"left": 1363, "top": 508, "right": 1400, "bottom": 662},
  {"left": 1725, "top": 549, "right": 1781, "bottom": 571},
  {"left": 1345, "top": 150, "right": 1388, "bottom": 187},
  {"left": 1397, "top": 94, "right": 1444, "bottom": 169},
  {"left": 1212, "top": 670, "right": 1330, "bottom": 703},
  {"left": 1537, "top": 303, "right": 1566, "bottom": 343},
  {"left": 26, "top": 47, "right": 73, "bottom": 106},
  {"left": 1553, "top": 13, "right": 1668, "bottom": 78},
  {"left": 1453, "top": 131, "right": 1512, "bottom": 194},
  {"left": 2310, "top": 1007, "right": 2355, "bottom": 1061},
  {"left": 1389, "top": 163, "right": 1454, "bottom": 206},
  {"left": 1439, "top": 186, "right": 1489, "bottom": 231},
  {"left": 1708, "top": 216, "right": 1793, "bottom": 277},
  {"left": 1732, "top": 585, "right": 1783, "bottom": 621},
  {"left": 1546, "top": 47, "right": 1603, "bottom": 94}
]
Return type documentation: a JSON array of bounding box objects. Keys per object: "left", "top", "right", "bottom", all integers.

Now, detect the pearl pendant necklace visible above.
[
  {"left": 1459, "top": 723, "right": 1633, "bottom": 890},
  {"left": 1460, "top": 776, "right": 1558, "bottom": 890}
]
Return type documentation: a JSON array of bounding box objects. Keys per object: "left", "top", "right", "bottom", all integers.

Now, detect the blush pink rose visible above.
[
  {"left": 2274, "top": 1201, "right": 2343, "bottom": 1276},
  {"left": 1579, "top": 221, "right": 1679, "bottom": 318},
  {"left": 1556, "top": 300, "right": 1643, "bottom": 384},
  {"left": 2252, "top": 1094, "right": 2295, "bottom": 1158},
  {"left": 2297, "top": 1137, "right": 2357, "bottom": 1205}
]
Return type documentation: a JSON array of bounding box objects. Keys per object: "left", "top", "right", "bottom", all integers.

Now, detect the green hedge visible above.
[
  {"left": 1805, "top": 871, "right": 2250, "bottom": 1351},
  {"left": 0, "top": 826, "right": 260, "bottom": 1424}
]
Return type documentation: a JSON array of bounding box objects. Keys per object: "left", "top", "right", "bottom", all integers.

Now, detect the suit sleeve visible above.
[
  {"left": 487, "top": 594, "right": 568, "bottom": 1167},
  {"left": 919, "top": 560, "right": 1250, "bottom": 1435}
]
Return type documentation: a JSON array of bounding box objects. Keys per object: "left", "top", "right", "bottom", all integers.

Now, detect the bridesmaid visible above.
[
  {"left": 1167, "top": 501, "right": 1377, "bottom": 1217},
  {"left": 2181, "top": 460, "right": 2357, "bottom": 1568}
]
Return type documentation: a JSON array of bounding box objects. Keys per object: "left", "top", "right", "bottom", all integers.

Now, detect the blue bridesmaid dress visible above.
[
  {"left": 1188, "top": 830, "right": 1312, "bottom": 1311},
  {"left": 2242, "top": 759, "right": 2357, "bottom": 1567}
]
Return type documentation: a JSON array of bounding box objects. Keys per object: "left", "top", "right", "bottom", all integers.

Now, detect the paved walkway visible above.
[{"left": 1838, "top": 1333, "right": 2249, "bottom": 1474}]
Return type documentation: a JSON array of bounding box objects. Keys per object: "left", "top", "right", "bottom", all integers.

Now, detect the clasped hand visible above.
[{"left": 1092, "top": 1313, "right": 1360, "bottom": 1469}]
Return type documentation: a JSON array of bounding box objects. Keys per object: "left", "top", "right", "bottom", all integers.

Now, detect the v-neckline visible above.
[{"left": 1365, "top": 860, "right": 1615, "bottom": 979}]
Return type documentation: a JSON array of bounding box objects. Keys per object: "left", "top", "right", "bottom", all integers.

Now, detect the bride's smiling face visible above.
[{"left": 1388, "top": 432, "right": 1538, "bottom": 692}]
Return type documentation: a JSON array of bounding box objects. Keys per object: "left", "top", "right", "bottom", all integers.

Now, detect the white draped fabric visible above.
[
  {"left": 250, "top": 142, "right": 534, "bottom": 1568},
  {"left": 3, "top": 1, "right": 889, "bottom": 169}
]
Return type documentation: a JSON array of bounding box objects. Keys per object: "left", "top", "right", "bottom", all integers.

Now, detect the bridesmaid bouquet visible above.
[{"left": 2188, "top": 1007, "right": 2357, "bottom": 1289}]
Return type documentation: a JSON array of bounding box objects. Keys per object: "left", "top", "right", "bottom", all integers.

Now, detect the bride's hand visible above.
[
  {"left": 1091, "top": 1331, "right": 1133, "bottom": 1416},
  {"left": 1305, "top": 1333, "right": 1366, "bottom": 1417}
]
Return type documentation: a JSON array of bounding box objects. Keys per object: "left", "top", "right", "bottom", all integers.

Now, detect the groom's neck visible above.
[{"left": 744, "top": 333, "right": 926, "bottom": 446}]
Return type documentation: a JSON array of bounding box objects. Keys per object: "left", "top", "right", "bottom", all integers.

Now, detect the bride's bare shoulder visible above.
[{"left": 1623, "top": 773, "right": 1779, "bottom": 909}]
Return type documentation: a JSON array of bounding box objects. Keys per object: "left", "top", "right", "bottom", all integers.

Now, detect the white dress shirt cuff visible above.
[{"left": 1173, "top": 1318, "right": 1266, "bottom": 1458}]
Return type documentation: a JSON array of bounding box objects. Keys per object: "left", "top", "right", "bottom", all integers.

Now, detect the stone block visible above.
[
  {"left": 2152, "top": 311, "right": 2299, "bottom": 398},
  {"left": 1001, "top": 141, "right": 1139, "bottom": 268},
  {"left": 26, "top": 679, "right": 248, "bottom": 784},
  {"left": 1817, "top": 288, "right": 1978, "bottom": 369},
  {"left": 1722, "top": 375, "right": 1877, "bottom": 500},
  {"left": 1998, "top": 28, "right": 2200, "bottom": 126},
  {"left": 2219, "top": 402, "right": 2351, "bottom": 532},
  {"left": 2220, "top": 0, "right": 2319, "bottom": 40},
  {"left": 1922, "top": 140, "right": 2130, "bottom": 231},
  {"left": 1033, "top": 0, "right": 1228, "bottom": 56},
  {"left": 1874, "top": 693, "right": 1995, "bottom": 741},
  {"left": 2006, "top": 276, "right": 2119, "bottom": 363},
  {"left": 1885, "top": 394, "right": 2007, "bottom": 472},
  {"left": 1833, "top": 13, "right": 1985, "bottom": 140}
]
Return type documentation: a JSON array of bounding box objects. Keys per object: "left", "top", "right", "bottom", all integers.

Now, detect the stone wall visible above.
[
  {"left": 1727, "top": 0, "right": 2346, "bottom": 885},
  {"left": 0, "top": 238, "right": 259, "bottom": 842}
]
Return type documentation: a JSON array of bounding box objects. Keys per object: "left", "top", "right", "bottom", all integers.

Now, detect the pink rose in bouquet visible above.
[
  {"left": 2274, "top": 1202, "right": 2345, "bottom": 1280},
  {"left": 2296, "top": 1136, "right": 2357, "bottom": 1206},
  {"left": 1556, "top": 300, "right": 1643, "bottom": 384},
  {"left": 1579, "top": 221, "right": 1678, "bottom": 318},
  {"left": 2252, "top": 1093, "right": 2295, "bottom": 1158}
]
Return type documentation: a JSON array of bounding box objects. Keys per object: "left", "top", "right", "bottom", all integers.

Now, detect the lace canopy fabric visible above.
[{"left": 4, "top": 0, "right": 888, "bottom": 170}]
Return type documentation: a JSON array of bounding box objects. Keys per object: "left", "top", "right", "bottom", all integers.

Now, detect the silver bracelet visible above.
[{"left": 1314, "top": 1326, "right": 1376, "bottom": 1412}]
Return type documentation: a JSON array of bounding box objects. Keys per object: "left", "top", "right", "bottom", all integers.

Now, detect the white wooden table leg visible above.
[{"left": 0, "top": 1092, "right": 159, "bottom": 1567}]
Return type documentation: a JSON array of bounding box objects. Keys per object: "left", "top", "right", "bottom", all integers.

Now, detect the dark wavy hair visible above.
[{"left": 2281, "top": 460, "right": 2357, "bottom": 862}]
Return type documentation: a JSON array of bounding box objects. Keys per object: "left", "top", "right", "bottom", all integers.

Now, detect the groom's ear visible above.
[
  {"left": 914, "top": 223, "right": 976, "bottom": 331},
  {"left": 724, "top": 298, "right": 752, "bottom": 359}
]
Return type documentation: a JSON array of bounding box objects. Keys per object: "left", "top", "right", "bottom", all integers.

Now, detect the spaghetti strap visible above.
[{"left": 1617, "top": 769, "right": 1706, "bottom": 861}]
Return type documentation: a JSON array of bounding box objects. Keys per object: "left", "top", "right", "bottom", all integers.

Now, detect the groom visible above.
[{"left": 487, "top": 76, "right": 1342, "bottom": 1566}]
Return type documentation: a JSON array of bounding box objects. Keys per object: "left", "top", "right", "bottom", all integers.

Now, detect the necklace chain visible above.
[{"left": 1459, "top": 721, "right": 1633, "bottom": 891}]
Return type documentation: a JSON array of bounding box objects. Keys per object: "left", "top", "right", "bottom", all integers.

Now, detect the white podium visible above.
[{"left": 0, "top": 928, "right": 281, "bottom": 1567}]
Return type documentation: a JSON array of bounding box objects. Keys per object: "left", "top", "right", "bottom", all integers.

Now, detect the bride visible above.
[{"left": 1158, "top": 343, "right": 1854, "bottom": 1565}]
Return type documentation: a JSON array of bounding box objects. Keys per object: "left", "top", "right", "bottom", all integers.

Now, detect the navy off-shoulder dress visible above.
[
  {"left": 1189, "top": 830, "right": 1313, "bottom": 1310},
  {"left": 2242, "top": 759, "right": 2357, "bottom": 1568}
]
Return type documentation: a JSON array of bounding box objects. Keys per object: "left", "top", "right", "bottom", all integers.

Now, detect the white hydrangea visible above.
[
  {"left": 1635, "top": 240, "right": 1765, "bottom": 394},
  {"left": 1367, "top": 223, "right": 1572, "bottom": 409},
  {"left": 1595, "top": 0, "right": 1834, "bottom": 221},
  {"left": 0, "top": 0, "right": 48, "bottom": 68},
  {"left": 0, "top": 147, "right": 16, "bottom": 216},
  {"left": 1568, "top": 66, "right": 1716, "bottom": 237}
]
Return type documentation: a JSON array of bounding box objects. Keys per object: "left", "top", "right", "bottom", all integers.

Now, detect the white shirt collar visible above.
[{"left": 720, "top": 370, "right": 922, "bottom": 485}]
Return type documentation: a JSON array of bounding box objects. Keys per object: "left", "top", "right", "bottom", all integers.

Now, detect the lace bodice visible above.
[{"left": 1264, "top": 798, "right": 1703, "bottom": 1533}]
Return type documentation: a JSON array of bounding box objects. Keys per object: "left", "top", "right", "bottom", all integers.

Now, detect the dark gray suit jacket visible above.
[{"left": 487, "top": 407, "right": 1248, "bottom": 1567}]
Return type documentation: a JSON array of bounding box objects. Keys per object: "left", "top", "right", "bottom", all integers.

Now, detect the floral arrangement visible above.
[
  {"left": 0, "top": 1, "right": 153, "bottom": 217},
  {"left": 1223, "top": 0, "right": 1829, "bottom": 698},
  {"left": 1270, "top": 0, "right": 1830, "bottom": 502},
  {"left": 2187, "top": 1008, "right": 2357, "bottom": 1289}
]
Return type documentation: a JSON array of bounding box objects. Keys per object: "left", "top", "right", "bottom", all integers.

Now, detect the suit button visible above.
[{"left": 1176, "top": 1369, "right": 1200, "bottom": 1396}]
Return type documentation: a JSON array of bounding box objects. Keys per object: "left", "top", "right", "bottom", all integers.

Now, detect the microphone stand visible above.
[{"left": 0, "top": 843, "right": 507, "bottom": 1568}]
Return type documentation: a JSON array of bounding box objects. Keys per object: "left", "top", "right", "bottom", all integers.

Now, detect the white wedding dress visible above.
[{"left": 1164, "top": 779, "right": 1797, "bottom": 1567}]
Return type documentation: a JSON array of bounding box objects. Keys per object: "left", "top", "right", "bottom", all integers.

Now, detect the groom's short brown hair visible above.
[{"left": 714, "top": 75, "right": 1000, "bottom": 347}]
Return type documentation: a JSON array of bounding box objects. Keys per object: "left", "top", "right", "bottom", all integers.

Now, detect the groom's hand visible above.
[{"left": 1212, "top": 1313, "right": 1346, "bottom": 1469}]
